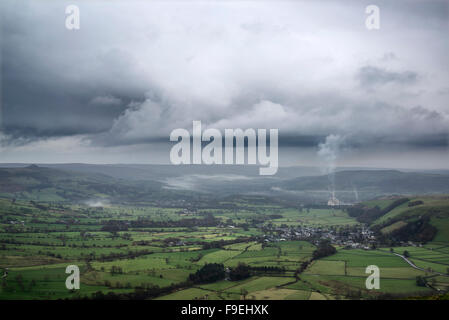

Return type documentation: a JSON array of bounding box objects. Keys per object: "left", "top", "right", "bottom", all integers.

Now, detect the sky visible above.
[{"left": 0, "top": 0, "right": 448, "bottom": 169}]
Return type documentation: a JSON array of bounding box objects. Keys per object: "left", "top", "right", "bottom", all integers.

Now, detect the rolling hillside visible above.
[
  {"left": 349, "top": 195, "right": 449, "bottom": 244},
  {"left": 0, "top": 165, "right": 164, "bottom": 203}
]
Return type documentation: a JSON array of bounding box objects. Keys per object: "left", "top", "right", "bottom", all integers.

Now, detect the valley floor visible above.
[{"left": 1, "top": 197, "right": 449, "bottom": 300}]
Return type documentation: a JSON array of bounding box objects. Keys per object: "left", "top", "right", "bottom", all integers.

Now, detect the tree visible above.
[
  {"left": 189, "top": 263, "right": 225, "bottom": 284},
  {"left": 110, "top": 265, "right": 123, "bottom": 275},
  {"left": 416, "top": 276, "right": 427, "bottom": 287},
  {"left": 430, "top": 278, "right": 436, "bottom": 286},
  {"left": 403, "top": 250, "right": 410, "bottom": 258},
  {"left": 312, "top": 240, "right": 336, "bottom": 260},
  {"left": 229, "top": 263, "right": 251, "bottom": 281},
  {"left": 240, "top": 288, "right": 248, "bottom": 300}
]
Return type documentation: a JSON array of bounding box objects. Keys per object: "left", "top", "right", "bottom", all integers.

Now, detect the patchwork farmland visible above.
[{"left": 1, "top": 195, "right": 449, "bottom": 300}]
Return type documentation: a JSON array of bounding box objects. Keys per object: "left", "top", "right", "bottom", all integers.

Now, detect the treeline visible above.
[
  {"left": 130, "top": 216, "right": 220, "bottom": 228},
  {"left": 228, "top": 263, "right": 285, "bottom": 280},
  {"left": 95, "top": 249, "right": 153, "bottom": 262},
  {"left": 249, "top": 266, "right": 286, "bottom": 274},
  {"left": 408, "top": 200, "right": 424, "bottom": 207},
  {"left": 390, "top": 216, "right": 437, "bottom": 243},
  {"left": 290, "top": 241, "right": 336, "bottom": 280},
  {"left": 29, "top": 200, "right": 48, "bottom": 211},
  {"left": 109, "top": 266, "right": 124, "bottom": 275},
  {"left": 312, "top": 240, "right": 337, "bottom": 259},
  {"left": 294, "top": 261, "right": 310, "bottom": 278},
  {"left": 189, "top": 263, "right": 225, "bottom": 283},
  {"left": 188, "top": 262, "right": 283, "bottom": 285},
  {"left": 374, "top": 216, "right": 437, "bottom": 244},
  {"left": 134, "top": 236, "right": 256, "bottom": 250},
  {"left": 347, "top": 198, "right": 409, "bottom": 224},
  {"left": 85, "top": 281, "right": 192, "bottom": 300},
  {"left": 101, "top": 220, "right": 129, "bottom": 232},
  {"left": 201, "top": 237, "right": 256, "bottom": 250},
  {"left": 101, "top": 215, "right": 222, "bottom": 232}
]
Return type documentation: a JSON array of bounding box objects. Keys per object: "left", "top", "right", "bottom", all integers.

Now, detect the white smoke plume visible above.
[
  {"left": 352, "top": 184, "right": 359, "bottom": 202},
  {"left": 317, "top": 134, "right": 346, "bottom": 201}
]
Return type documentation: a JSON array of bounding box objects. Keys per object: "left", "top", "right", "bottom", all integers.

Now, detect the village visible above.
[{"left": 260, "top": 224, "right": 377, "bottom": 250}]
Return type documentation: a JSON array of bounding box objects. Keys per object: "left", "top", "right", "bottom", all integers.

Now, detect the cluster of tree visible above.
[
  {"left": 347, "top": 198, "right": 410, "bottom": 224},
  {"left": 29, "top": 201, "right": 48, "bottom": 211},
  {"left": 162, "top": 237, "right": 181, "bottom": 245},
  {"left": 389, "top": 216, "right": 437, "bottom": 243},
  {"left": 187, "top": 262, "right": 269, "bottom": 284},
  {"left": 249, "top": 266, "right": 285, "bottom": 274},
  {"left": 201, "top": 237, "right": 255, "bottom": 250},
  {"left": 408, "top": 200, "right": 424, "bottom": 207},
  {"left": 229, "top": 263, "right": 251, "bottom": 281},
  {"left": 110, "top": 266, "right": 124, "bottom": 275},
  {"left": 86, "top": 280, "right": 193, "bottom": 300},
  {"left": 312, "top": 240, "right": 337, "bottom": 260},
  {"left": 101, "top": 220, "right": 129, "bottom": 232},
  {"left": 0, "top": 238, "right": 60, "bottom": 247},
  {"left": 102, "top": 280, "right": 132, "bottom": 289},
  {"left": 294, "top": 260, "right": 311, "bottom": 278},
  {"left": 3, "top": 226, "right": 26, "bottom": 233},
  {"left": 42, "top": 251, "right": 63, "bottom": 259},
  {"left": 188, "top": 263, "right": 225, "bottom": 284},
  {"left": 121, "top": 233, "right": 132, "bottom": 241},
  {"left": 189, "top": 253, "right": 203, "bottom": 263},
  {"left": 130, "top": 216, "right": 220, "bottom": 228},
  {"left": 132, "top": 240, "right": 153, "bottom": 246},
  {"left": 416, "top": 276, "right": 428, "bottom": 287},
  {"left": 344, "top": 289, "right": 363, "bottom": 299}
]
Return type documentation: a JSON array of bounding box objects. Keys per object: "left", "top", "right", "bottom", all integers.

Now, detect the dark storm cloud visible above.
[
  {"left": 278, "top": 135, "right": 325, "bottom": 148},
  {"left": 0, "top": 0, "right": 448, "bottom": 165},
  {"left": 1, "top": 1, "right": 150, "bottom": 138},
  {"left": 1, "top": 38, "right": 147, "bottom": 137}
]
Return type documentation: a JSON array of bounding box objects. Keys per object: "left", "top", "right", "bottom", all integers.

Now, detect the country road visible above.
[{"left": 392, "top": 253, "right": 449, "bottom": 277}]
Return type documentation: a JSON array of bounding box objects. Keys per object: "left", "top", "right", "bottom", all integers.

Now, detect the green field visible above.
[{"left": 1, "top": 195, "right": 449, "bottom": 300}]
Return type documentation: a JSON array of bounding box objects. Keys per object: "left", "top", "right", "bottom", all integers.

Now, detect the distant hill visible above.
[
  {"left": 280, "top": 170, "right": 449, "bottom": 202},
  {"left": 1, "top": 164, "right": 449, "bottom": 204},
  {"left": 0, "top": 163, "right": 323, "bottom": 180},
  {"left": 0, "top": 165, "right": 164, "bottom": 203}
]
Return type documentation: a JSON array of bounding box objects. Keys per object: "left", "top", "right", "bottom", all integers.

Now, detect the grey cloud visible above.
[
  {"left": 1, "top": 1, "right": 150, "bottom": 138},
  {"left": 0, "top": 0, "right": 448, "bottom": 165},
  {"left": 357, "top": 66, "right": 418, "bottom": 88},
  {"left": 380, "top": 52, "right": 397, "bottom": 62},
  {"left": 89, "top": 95, "right": 123, "bottom": 106}
]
